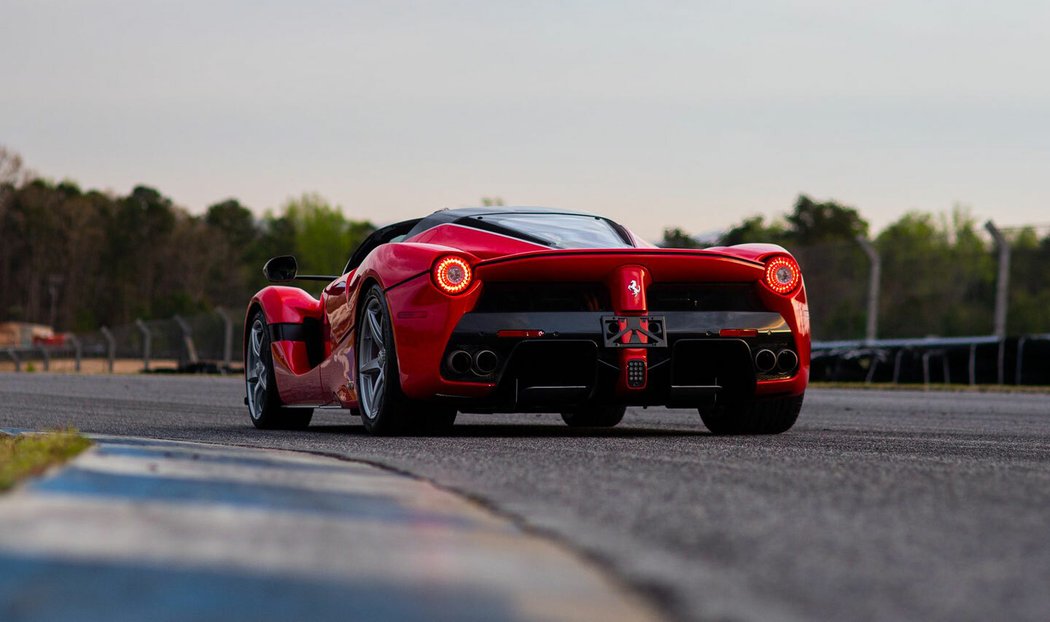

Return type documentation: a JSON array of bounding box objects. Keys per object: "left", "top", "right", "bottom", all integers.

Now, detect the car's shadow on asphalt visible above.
[{"left": 304, "top": 424, "right": 710, "bottom": 438}]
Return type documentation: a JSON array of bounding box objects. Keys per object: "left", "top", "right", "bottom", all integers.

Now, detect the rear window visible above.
[{"left": 469, "top": 213, "right": 632, "bottom": 249}]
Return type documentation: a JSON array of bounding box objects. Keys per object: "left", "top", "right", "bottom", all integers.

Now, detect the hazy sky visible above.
[{"left": 3, "top": 0, "right": 1048, "bottom": 240}]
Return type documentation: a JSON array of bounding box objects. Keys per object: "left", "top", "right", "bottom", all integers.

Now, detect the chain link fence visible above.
[
  {"left": 1, "top": 309, "right": 243, "bottom": 375},
  {"left": 802, "top": 223, "right": 1050, "bottom": 386},
  {"left": 4, "top": 229, "right": 1050, "bottom": 385}
]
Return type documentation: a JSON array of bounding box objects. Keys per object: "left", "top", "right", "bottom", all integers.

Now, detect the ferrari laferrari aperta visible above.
[{"left": 244, "top": 208, "right": 809, "bottom": 435}]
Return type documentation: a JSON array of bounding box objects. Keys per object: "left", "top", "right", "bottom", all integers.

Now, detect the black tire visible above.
[
  {"left": 699, "top": 394, "right": 803, "bottom": 435},
  {"left": 561, "top": 405, "right": 627, "bottom": 428},
  {"left": 245, "top": 311, "right": 313, "bottom": 430},
  {"left": 356, "top": 285, "right": 457, "bottom": 435}
]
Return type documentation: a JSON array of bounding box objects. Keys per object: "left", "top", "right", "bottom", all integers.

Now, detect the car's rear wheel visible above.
[
  {"left": 356, "top": 285, "right": 456, "bottom": 435},
  {"left": 699, "top": 394, "right": 803, "bottom": 435},
  {"left": 245, "top": 311, "right": 313, "bottom": 430},
  {"left": 561, "top": 405, "right": 627, "bottom": 428}
]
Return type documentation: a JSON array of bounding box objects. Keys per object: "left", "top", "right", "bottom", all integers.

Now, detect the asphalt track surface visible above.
[{"left": 2, "top": 373, "right": 1048, "bottom": 621}]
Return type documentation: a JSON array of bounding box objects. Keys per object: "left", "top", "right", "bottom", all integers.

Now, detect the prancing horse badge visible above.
[{"left": 627, "top": 279, "right": 641, "bottom": 296}]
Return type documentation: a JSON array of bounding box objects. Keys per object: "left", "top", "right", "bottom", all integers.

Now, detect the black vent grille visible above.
[
  {"left": 647, "top": 283, "right": 762, "bottom": 312},
  {"left": 475, "top": 282, "right": 612, "bottom": 313}
]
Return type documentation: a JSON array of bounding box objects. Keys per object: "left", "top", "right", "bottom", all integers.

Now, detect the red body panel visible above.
[
  {"left": 385, "top": 273, "right": 491, "bottom": 399},
  {"left": 754, "top": 283, "right": 810, "bottom": 397},
  {"left": 246, "top": 218, "right": 810, "bottom": 411},
  {"left": 247, "top": 287, "right": 326, "bottom": 404},
  {"left": 409, "top": 223, "right": 547, "bottom": 258},
  {"left": 251, "top": 286, "right": 323, "bottom": 325},
  {"left": 271, "top": 341, "right": 326, "bottom": 405},
  {"left": 704, "top": 243, "right": 790, "bottom": 263}
]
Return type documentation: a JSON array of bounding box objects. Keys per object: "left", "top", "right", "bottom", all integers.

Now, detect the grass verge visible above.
[{"left": 0, "top": 430, "right": 92, "bottom": 492}]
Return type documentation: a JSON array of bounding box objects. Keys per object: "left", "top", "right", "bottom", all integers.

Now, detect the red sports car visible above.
[{"left": 244, "top": 208, "right": 809, "bottom": 435}]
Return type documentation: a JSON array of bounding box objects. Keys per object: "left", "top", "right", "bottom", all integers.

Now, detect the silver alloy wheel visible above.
[
  {"left": 246, "top": 318, "right": 267, "bottom": 420},
  {"left": 357, "top": 296, "right": 387, "bottom": 420}
]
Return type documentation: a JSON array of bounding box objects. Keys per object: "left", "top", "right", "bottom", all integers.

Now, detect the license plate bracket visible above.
[{"left": 602, "top": 315, "right": 667, "bottom": 348}]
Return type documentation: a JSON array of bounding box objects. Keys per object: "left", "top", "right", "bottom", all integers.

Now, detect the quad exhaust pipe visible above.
[
  {"left": 777, "top": 349, "right": 799, "bottom": 373},
  {"left": 754, "top": 349, "right": 777, "bottom": 373},
  {"left": 447, "top": 350, "right": 472, "bottom": 375},
  {"left": 473, "top": 349, "right": 499, "bottom": 375},
  {"left": 754, "top": 348, "right": 799, "bottom": 374},
  {"left": 447, "top": 348, "right": 501, "bottom": 376}
]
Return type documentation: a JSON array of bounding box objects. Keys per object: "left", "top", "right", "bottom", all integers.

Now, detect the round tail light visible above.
[
  {"left": 764, "top": 255, "right": 801, "bottom": 295},
  {"left": 433, "top": 256, "right": 473, "bottom": 295}
]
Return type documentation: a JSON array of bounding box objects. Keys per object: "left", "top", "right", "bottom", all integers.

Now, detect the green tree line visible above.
[
  {"left": 0, "top": 148, "right": 372, "bottom": 331},
  {"left": 662, "top": 195, "right": 1050, "bottom": 339},
  {"left": 3, "top": 145, "right": 1048, "bottom": 340}
]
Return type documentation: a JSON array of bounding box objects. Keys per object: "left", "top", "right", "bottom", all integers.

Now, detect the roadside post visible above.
[
  {"left": 100, "top": 327, "right": 116, "bottom": 373},
  {"left": 135, "top": 319, "right": 152, "bottom": 372},
  {"left": 855, "top": 235, "right": 881, "bottom": 345},
  {"left": 984, "top": 221, "right": 1010, "bottom": 384},
  {"left": 215, "top": 307, "right": 233, "bottom": 375},
  {"left": 173, "top": 315, "right": 199, "bottom": 368},
  {"left": 68, "top": 334, "right": 82, "bottom": 372}
]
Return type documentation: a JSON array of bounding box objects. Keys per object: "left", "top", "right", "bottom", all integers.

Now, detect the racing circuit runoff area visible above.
[{"left": 1, "top": 373, "right": 1049, "bottom": 622}]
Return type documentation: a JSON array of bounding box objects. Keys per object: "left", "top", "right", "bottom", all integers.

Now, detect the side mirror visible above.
[{"left": 263, "top": 255, "right": 298, "bottom": 282}]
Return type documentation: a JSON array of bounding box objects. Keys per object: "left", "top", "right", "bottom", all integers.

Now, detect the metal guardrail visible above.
[
  {"left": 812, "top": 334, "right": 1050, "bottom": 386},
  {"left": 813, "top": 336, "right": 1003, "bottom": 350}
]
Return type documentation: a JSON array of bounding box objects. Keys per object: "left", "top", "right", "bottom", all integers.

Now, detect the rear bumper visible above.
[
  {"left": 431, "top": 310, "right": 808, "bottom": 411},
  {"left": 384, "top": 252, "right": 811, "bottom": 409}
]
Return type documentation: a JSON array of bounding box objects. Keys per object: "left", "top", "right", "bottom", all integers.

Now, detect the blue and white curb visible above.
[{"left": 0, "top": 435, "right": 659, "bottom": 622}]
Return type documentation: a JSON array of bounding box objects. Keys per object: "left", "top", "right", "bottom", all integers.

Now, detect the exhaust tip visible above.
[
  {"left": 754, "top": 349, "right": 777, "bottom": 373},
  {"left": 473, "top": 350, "right": 499, "bottom": 375},
  {"left": 447, "top": 350, "right": 472, "bottom": 375},
  {"left": 777, "top": 349, "right": 799, "bottom": 373}
]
